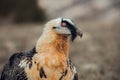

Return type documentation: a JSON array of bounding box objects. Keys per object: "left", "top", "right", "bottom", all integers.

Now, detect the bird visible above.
[{"left": 0, "top": 18, "right": 83, "bottom": 80}]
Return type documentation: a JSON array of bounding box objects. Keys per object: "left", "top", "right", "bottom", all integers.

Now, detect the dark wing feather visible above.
[
  {"left": 67, "top": 59, "right": 79, "bottom": 80},
  {"left": 0, "top": 47, "right": 36, "bottom": 80},
  {"left": 73, "top": 73, "right": 78, "bottom": 80}
]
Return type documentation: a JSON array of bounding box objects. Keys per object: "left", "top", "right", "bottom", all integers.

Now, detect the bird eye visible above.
[{"left": 61, "top": 22, "right": 67, "bottom": 27}]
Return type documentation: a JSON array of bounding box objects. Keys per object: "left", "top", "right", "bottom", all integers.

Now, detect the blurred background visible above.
[{"left": 0, "top": 0, "right": 120, "bottom": 80}]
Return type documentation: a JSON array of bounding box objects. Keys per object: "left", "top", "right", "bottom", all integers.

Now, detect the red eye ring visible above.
[{"left": 61, "top": 22, "right": 67, "bottom": 27}]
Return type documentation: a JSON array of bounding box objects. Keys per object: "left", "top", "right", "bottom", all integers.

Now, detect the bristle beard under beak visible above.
[
  {"left": 68, "top": 25, "right": 83, "bottom": 42},
  {"left": 67, "top": 25, "right": 77, "bottom": 42},
  {"left": 71, "top": 33, "right": 77, "bottom": 42}
]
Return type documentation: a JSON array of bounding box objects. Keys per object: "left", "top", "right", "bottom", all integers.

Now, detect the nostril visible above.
[{"left": 53, "top": 27, "right": 57, "bottom": 29}]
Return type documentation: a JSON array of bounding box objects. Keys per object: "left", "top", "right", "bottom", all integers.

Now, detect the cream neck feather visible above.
[{"left": 36, "top": 29, "right": 70, "bottom": 58}]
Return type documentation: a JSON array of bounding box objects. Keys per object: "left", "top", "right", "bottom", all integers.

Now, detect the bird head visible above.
[{"left": 44, "top": 18, "right": 83, "bottom": 41}]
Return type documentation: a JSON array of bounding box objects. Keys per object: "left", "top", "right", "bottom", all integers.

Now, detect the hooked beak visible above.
[{"left": 76, "top": 28, "right": 83, "bottom": 38}]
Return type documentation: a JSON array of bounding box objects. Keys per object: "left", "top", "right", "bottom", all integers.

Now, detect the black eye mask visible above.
[{"left": 61, "top": 20, "right": 77, "bottom": 41}]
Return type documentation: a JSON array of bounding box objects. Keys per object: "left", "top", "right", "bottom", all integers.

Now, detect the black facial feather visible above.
[{"left": 62, "top": 20, "right": 77, "bottom": 41}]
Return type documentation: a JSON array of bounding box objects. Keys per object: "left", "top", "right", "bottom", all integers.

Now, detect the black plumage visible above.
[{"left": 0, "top": 47, "right": 36, "bottom": 80}]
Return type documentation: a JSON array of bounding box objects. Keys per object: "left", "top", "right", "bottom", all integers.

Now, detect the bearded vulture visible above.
[{"left": 0, "top": 18, "right": 83, "bottom": 80}]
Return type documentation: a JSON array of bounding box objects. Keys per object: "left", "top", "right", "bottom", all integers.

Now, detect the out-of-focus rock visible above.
[{"left": 38, "top": 0, "right": 120, "bottom": 24}]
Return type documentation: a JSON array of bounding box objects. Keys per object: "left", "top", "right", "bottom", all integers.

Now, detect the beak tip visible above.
[{"left": 78, "top": 32, "right": 83, "bottom": 38}]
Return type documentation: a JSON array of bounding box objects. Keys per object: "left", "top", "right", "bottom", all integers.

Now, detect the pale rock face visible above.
[
  {"left": 37, "top": 0, "right": 119, "bottom": 23},
  {"left": 37, "top": 0, "right": 75, "bottom": 18},
  {"left": 38, "top": 0, "right": 73, "bottom": 13}
]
